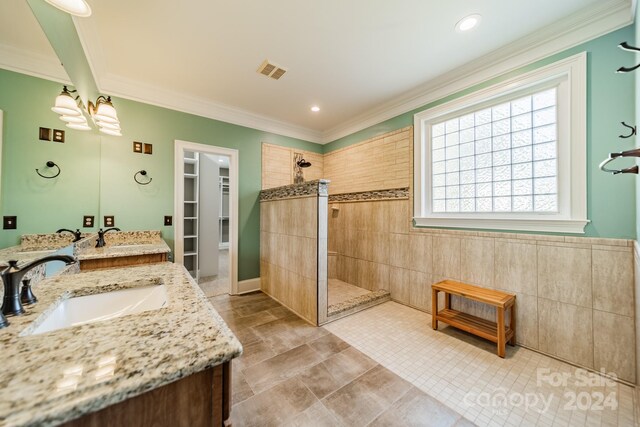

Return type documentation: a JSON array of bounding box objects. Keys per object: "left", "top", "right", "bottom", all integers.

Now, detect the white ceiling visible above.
[
  {"left": 0, "top": 0, "right": 67, "bottom": 82},
  {"left": 0, "top": 0, "right": 633, "bottom": 143}
]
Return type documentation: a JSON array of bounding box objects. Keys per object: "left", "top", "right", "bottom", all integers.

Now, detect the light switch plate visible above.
[
  {"left": 52, "top": 129, "right": 65, "bottom": 143},
  {"left": 164, "top": 216, "right": 173, "bottom": 226},
  {"left": 104, "top": 216, "right": 115, "bottom": 227},
  {"left": 39, "top": 127, "right": 51, "bottom": 141},
  {"left": 3, "top": 216, "right": 17, "bottom": 230},
  {"left": 83, "top": 215, "right": 95, "bottom": 228}
]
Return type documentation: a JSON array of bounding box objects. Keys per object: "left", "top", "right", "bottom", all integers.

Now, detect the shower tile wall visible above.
[
  {"left": 260, "top": 196, "right": 319, "bottom": 324},
  {"left": 260, "top": 127, "right": 637, "bottom": 384},
  {"left": 261, "top": 143, "right": 324, "bottom": 190}
]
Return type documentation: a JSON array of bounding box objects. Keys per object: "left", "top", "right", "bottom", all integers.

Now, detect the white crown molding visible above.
[
  {"left": 0, "top": 42, "right": 69, "bottom": 84},
  {"left": 100, "top": 72, "right": 325, "bottom": 142},
  {"left": 322, "top": 0, "right": 634, "bottom": 144}
]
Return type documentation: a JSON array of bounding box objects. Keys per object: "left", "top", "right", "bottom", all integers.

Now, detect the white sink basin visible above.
[{"left": 29, "top": 284, "right": 168, "bottom": 335}]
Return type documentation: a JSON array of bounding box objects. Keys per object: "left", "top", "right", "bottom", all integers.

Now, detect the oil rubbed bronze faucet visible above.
[
  {"left": 56, "top": 228, "right": 83, "bottom": 242},
  {"left": 0, "top": 255, "right": 76, "bottom": 328},
  {"left": 95, "top": 227, "right": 121, "bottom": 248}
]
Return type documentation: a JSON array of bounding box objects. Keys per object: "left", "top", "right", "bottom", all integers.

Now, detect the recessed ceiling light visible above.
[
  {"left": 310, "top": 106, "right": 320, "bottom": 112},
  {"left": 218, "top": 159, "right": 223, "bottom": 162},
  {"left": 455, "top": 14, "right": 481, "bottom": 32},
  {"left": 43, "top": 0, "right": 92, "bottom": 17}
]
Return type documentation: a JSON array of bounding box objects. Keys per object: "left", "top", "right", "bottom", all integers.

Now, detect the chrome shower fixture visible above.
[{"left": 293, "top": 153, "right": 311, "bottom": 184}]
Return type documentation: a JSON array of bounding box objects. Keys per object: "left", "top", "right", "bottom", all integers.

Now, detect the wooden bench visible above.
[{"left": 431, "top": 280, "right": 516, "bottom": 358}]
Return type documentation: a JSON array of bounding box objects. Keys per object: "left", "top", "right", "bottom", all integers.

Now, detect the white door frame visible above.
[{"left": 174, "top": 140, "right": 239, "bottom": 295}]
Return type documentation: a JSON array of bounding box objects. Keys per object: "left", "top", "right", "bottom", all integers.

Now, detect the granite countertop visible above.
[
  {"left": 74, "top": 231, "right": 170, "bottom": 261},
  {"left": 0, "top": 262, "right": 242, "bottom": 427}
]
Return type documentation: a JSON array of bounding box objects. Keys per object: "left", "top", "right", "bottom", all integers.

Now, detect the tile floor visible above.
[
  {"left": 328, "top": 278, "right": 371, "bottom": 306},
  {"left": 208, "top": 292, "right": 472, "bottom": 427},
  {"left": 198, "top": 249, "right": 229, "bottom": 297},
  {"left": 324, "top": 302, "right": 638, "bottom": 427}
]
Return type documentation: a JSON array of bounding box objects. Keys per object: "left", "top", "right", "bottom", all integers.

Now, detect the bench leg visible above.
[
  {"left": 444, "top": 292, "right": 451, "bottom": 310},
  {"left": 497, "top": 307, "right": 505, "bottom": 358},
  {"left": 509, "top": 304, "right": 516, "bottom": 346},
  {"left": 431, "top": 289, "right": 438, "bottom": 330}
]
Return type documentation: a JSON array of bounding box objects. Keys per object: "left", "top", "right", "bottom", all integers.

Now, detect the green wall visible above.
[
  {"left": 324, "top": 26, "right": 637, "bottom": 239},
  {"left": 0, "top": 68, "right": 321, "bottom": 280}
]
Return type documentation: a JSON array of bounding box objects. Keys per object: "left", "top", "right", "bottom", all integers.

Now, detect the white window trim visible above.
[{"left": 413, "top": 52, "right": 589, "bottom": 234}]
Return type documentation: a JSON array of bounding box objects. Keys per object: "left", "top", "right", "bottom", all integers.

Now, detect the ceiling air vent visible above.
[{"left": 257, "top": 60, "right": 287, "bottom": 80}]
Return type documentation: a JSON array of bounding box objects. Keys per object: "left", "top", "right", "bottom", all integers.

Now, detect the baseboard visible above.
[{"left": 237, "top": 277, "right": 261, "bottom": 294}]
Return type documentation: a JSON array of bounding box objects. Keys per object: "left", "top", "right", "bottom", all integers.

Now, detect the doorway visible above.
[{"left": 174, "top": 140, "right": 239, "bottom": 295}]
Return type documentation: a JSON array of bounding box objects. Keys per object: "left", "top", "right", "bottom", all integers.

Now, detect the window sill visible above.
[{"left": 413, "top": 217, "right": 590, "bottom": 234}]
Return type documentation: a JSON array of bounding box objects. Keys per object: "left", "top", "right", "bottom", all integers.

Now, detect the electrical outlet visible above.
[
  {"left": 164, "top": 216, "right": 173, "bottom": 226},
  {"left": 104, "top": 216, "right": 115, "bottom": 227},
  {"left": 3, "top": 216, "right": 17, "bottom": 230},
  {"left": 83, "top": 215, "right": 95, "bottom": 228},
  {"left": 39, "top": 127, "right": 51, "bottom": 141},
  {"left": 52, "top": 129, "right": 65, "bottom": 143}
]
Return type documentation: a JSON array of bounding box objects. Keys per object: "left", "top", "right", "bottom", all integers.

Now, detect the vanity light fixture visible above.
[
  {"left": 88, "top": 96, "right": 122, "bottom": 136},
  {"left": 455, "top": 14, "right": 482, "bottom": 32},
  {"left": 52, "top": 86, "right": 91, "bottom": 131},
  {"left": 43, "top": 0, "right": 92, "bottom": 17},
  {"left": 52, "top": 87, "right": 122, "bottom": 135}
]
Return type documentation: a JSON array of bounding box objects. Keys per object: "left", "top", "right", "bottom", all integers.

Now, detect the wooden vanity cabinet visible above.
[
  {"left": 62, "top": 361, "right": 231, "bottom": 427},
  {"left": 79, "top": 253, "right": 168, "bottom": 271}
]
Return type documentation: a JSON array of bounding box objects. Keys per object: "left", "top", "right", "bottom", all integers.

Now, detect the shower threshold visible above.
[{"left": 326, "top": 279, "right": 390, "bottom": 323}]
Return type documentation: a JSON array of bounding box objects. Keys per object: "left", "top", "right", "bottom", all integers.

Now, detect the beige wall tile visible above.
[
  {"left": 371, "top": 262, "right": 390, "bottom": 291},
  {"left": 512, "top": 293, "right": 538, "bottom": 349},
  {"left": 494, "top": 241, "right": 537, "bottom": 296},
  {"left": 592, "top": 249, "right": 634, "bottom": 317},
  {"left": 538, "top": 298, "right": 593, "bottom": 368},
  {"left": 390, "top": 267, "right": 410, "bottom": 305},
  {"left": 432, "top": 236, "right": 461, "bottom": 279},
  {"left": 370, "top": 231, "right": 390, "bottom": 264},
  {"left": 409, "top": 234, "right": 432, "bottom": 274},
  {"left": 537, "top": 245, "right": 592, "bottom": 308},
  {"left": 389, "top": 233, "right": 410, "bottom": 269},
  {"left": 460, "top": 238, "right": 494, "bottom": 287},
  {"left": 408, "top": 270, "right": 431, "bottom": 312},
  {"left": 328, "top": 253, "right": 337, "bottom": 279},
  {"left": 593, "top": 310, "right": 636, "bottom": 383},
  {"left": 388, "top": 200, "right": 410, "bottom": 235},
  {"left": 369, "top": 201, "right": 390, "bottom": 232}
]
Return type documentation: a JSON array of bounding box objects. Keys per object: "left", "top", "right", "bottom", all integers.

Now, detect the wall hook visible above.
[
  {"left": 35, "top": 161, "right": 61, "bottom": 179},
  {"left": 134, "top": 170, "right": 152, "bottom": 185},
  {"left": 619, "top": 122, "right": 636, "bottom": 139},
  {"left": 616, "top": 42, "right": 640, "bottom": 73}
]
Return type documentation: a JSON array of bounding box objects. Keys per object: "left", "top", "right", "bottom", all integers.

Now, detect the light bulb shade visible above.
[
  {"left": 66, "top": 122, "right": 92, "bottom": 131},
  {"left": 93, "top": 101, "right": 119, "bottom": 124},
  {"left": 60, "top": 115, "right": 87, "bottom": 124},
  {"left": 96, "top": 121, "right": 121, "bottom": 131},
  {"left": 52, "top": 92, "right": 81, "bottom": 116},
  {"left": 43, "top": 0, "right": 91, "bottom": 17},
  {"left": 99, "top": 127, "right": 122, "bottom": 137}
]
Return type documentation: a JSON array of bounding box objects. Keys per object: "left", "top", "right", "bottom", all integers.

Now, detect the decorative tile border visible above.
[
  {"left": 259, "top": 179, "right": 330, "bottom": 201},
  {"left": 327, "top": 289, "right": 391, "bottom": 316},
  {"left": 328, "top": 187, "right": 409, "bottom": 202}
]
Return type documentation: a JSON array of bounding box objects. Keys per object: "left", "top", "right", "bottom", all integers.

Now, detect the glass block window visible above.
[{"left": 430, "top": 88, "right": 558, "bottom": 214}]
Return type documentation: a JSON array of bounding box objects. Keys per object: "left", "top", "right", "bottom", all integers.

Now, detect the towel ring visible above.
[
  {"left": 599, "top": 148, "right": 640, "bottom": 174},
  {"left": 36, "top": 161, "right": 61, "bottom": 179},
  {"left": 134, "top": 170, "right": 152, "bottom": 185}
]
